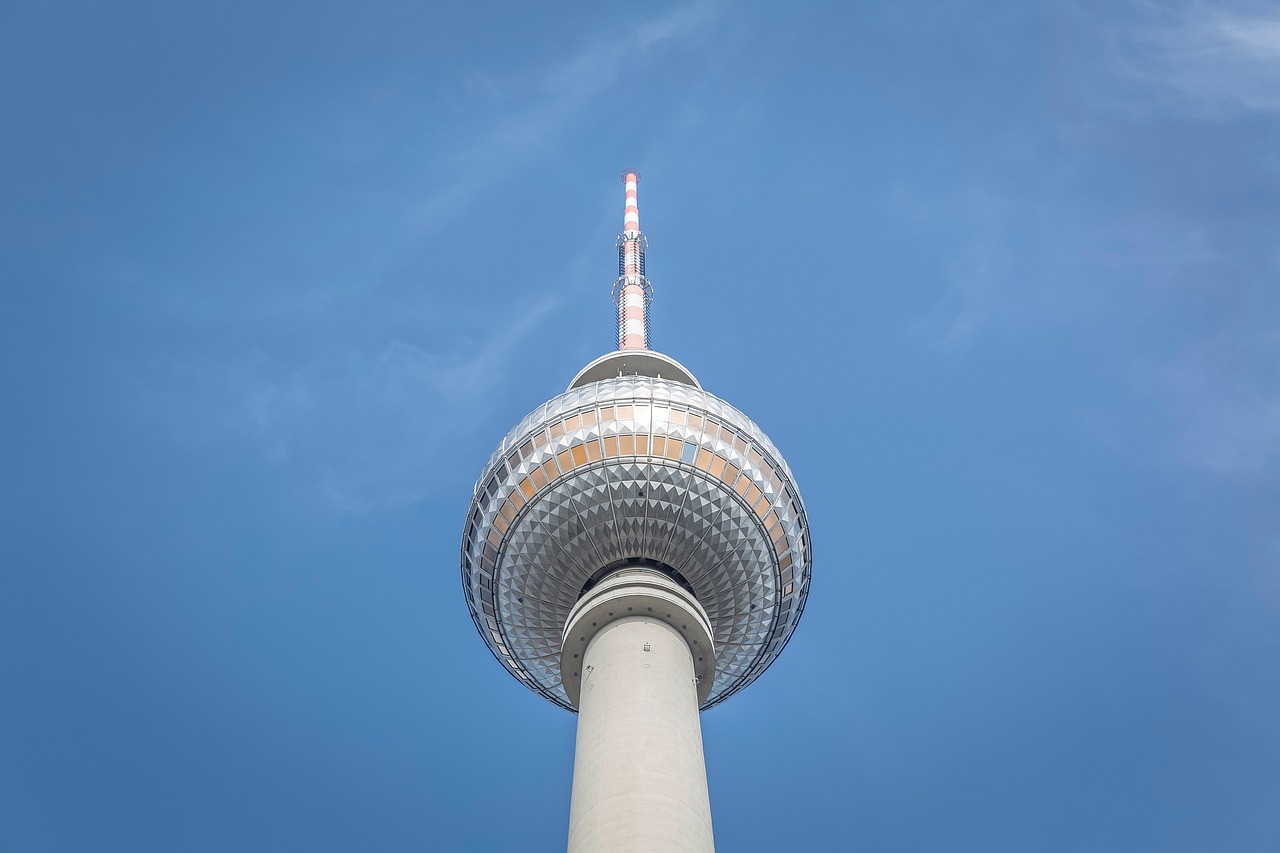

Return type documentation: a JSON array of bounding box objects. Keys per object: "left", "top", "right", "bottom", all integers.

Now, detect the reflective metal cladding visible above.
[{"left": 461, "top": 371, "right": 812, "bottom": 711}]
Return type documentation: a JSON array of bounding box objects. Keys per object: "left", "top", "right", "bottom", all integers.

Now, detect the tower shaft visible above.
[{"left": 562, "top": 570, "right": 716, "bottom": 853}]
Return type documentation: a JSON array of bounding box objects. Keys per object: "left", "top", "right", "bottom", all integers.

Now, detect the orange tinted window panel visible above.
[
  {"left": 571, "top": 444, "right": 588, "bottom": 466},
  {"left": 709, "top": 456, "right": 726, "bottom": 477},
  {"left": 493, "top": 512, "right": 510, "bottom": 534},
  {"left": 586, "top": 441, "right": 602, "bottom": 461},
  {"left": 665, "top": 439, "right": 683, "bottom": 460},
  {"left": 530, "top": 468, "right": 547, "bottom": 489},
  {"left": 617, "top": 405, "right": 632, "bottom": 419},
  {"left": 634, "top": 436, "right": 649, "bottom": 455},
  {"left": 603, "top": 436, "right": 619, "bottom": 457},
  {"left": 581, "top": 410, "right": 597, "bottom": 426},
  {"left": 557, "top": 450, "right": 574, "bottom": 471},
  {"left": 619, "top": 434, "right": 635, "bottom": 455},
  {"left": 509, "top": 489, "right": 526, "bottom": 511},
  {"left": 745, "top": 484, "right": 762, "bottom": 507},
  {"left": 734, "top": 475, "right": 751, "bottom": 497},
  {"left": 696, "top": 448, "right": 713, "bottom": 470},
  {"left": 541, "top": 459, "right": 559, "bottom": 481},
  {"left": 722, "top": 462, "right": 740, "bottom": 484},
  {"left": 565, "top": 414, "right": 581, "bottom": 431},
  {"left": 519, "top": 478, "right": 536, "bottom": 499},
  {"left": 652, "top": 437, "right": 666, "bottom": 456},
  {"left": 549, "top": 421, "right": 565, "bottom": 439}
]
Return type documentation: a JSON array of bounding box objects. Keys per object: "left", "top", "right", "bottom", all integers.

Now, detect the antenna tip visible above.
[{"left": 621, "top": 169, "right": 640, "bottom": 183}]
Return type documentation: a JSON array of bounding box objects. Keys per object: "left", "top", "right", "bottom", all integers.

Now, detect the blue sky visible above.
[{"left": 2, "top": 1, "right": 1278, "bottom": 850}]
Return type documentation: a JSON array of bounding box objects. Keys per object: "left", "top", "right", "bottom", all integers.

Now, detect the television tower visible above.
[{"left": 461, "top": 171, "right": 812, "bottom": 853}]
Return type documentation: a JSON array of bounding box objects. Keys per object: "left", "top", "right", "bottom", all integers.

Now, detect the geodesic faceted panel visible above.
[{"left": 461, "top": 374, "right": 812, "bottom": 711}]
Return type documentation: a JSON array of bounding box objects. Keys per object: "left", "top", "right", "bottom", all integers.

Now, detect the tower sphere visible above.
[{"left": 461, "top": 348, "right": 812, "bottom": 710}]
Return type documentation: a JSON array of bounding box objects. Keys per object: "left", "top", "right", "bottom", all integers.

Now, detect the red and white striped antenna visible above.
[{"left": 612, "top": 170, "right": 652, "bottom": 350}]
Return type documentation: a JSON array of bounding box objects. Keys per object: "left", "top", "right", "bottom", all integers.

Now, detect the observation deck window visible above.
[{"left": 680, "top": 442, "right": 698, "bottom": 465}]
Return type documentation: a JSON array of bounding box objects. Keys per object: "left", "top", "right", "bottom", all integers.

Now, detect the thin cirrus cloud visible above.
[
  {"left": 266, "top": 298, "right": 558, "bottom": 513},
  {"left": 1106, "top": 1, "right": 1280, "bottom": 118},
  {"left": 908, "top": 2, "right": 1280, "bottom": 355},
  {"left": 1158, "top": 326, "right": 1280, "bottom": 478},
  {"left": 140, "top": 297, "right": 557, "bottom": 513},
  {"left": 1097, "top": 2, "right": 1280, "bottom": 474},
  {"left": 408, "top": 0, "right": 720, "bottom": 234},
  {"left": 910, "top": 190, "right": 1017, "bottom": 352}
]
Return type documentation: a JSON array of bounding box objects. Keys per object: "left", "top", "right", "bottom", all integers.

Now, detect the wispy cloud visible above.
[
  {"left": 138, "top": 299, "right": 556, "bottom": 512},
  {"left": 909, "top": 189, "right": 1016, "bottom": 351},
  {"left": 411, "top": 0, "right": 720, "bottom": 232},
  {"left": 1157, "top": 326, "right": 1280, "bottom": 477},
  {"left": 1107, "top": 1, "right": 1280, "bottom": 118},
  {"left": 1078, "top": 223, "right": 1278, "bottom": 479}
]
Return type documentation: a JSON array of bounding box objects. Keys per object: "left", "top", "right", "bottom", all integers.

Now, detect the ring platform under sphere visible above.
[{"left": 461, "top": 353, "right": 812, "bottom": 711}]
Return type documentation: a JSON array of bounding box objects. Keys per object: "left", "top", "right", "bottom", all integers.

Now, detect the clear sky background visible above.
[{"left": 2, "top": 1, "right": 1278, "bottom": 851}]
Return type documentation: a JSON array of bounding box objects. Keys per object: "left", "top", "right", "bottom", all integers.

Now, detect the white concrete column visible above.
[{"left": 559, "top": 570, "right": 716, "bottom": 853}]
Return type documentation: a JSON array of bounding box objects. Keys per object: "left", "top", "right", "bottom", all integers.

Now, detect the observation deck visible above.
[{"left": 460, "top": 355, "right": 812, "bottom": 711}]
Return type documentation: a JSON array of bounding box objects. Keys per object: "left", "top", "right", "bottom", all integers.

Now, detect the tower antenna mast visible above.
[{"left": 613, "top": 169, "right": 653, "bottom": 350}]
